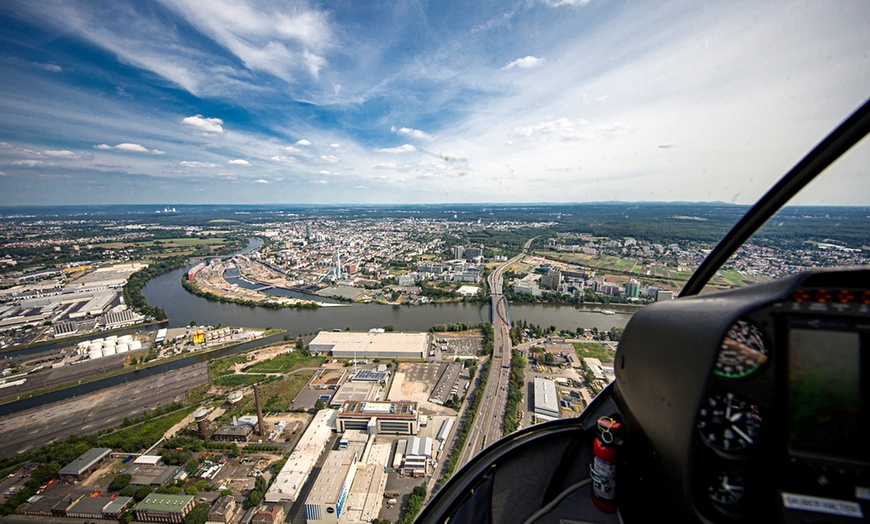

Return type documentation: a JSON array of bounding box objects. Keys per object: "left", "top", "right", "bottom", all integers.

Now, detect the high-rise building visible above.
[{"left": 624, "top": 279, "right": 640, "bottom": 298}]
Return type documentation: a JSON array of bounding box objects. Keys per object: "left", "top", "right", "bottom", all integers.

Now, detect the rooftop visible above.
[
  {"left": 58, "top": 447, "right": 112, "bottom": 476},
  {"left": 309, "top": 331, "right": 428, "bottom": 356},
  {"left": 338, "top": 400, "right": 417, "bottom": 419},
  {"left": 135, "top": 493, "right": 194, "bottom": 512}
]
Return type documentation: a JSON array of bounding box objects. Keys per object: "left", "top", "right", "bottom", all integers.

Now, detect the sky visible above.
[{"left": 0, "top": 0, "right": 868, "bottom": 206}]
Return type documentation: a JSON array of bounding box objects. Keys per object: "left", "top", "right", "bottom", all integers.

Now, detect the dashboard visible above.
[{"left": 614, "top": 268, "right": 869, "bottom": 523}]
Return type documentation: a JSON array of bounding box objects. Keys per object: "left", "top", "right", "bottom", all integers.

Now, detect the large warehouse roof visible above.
[
  {"left": 534, "top": 378, "right": 559, "bottom": 419},
  {"left": 59, "top": 447, "right": 112, "bottom": 476},
  {"left": 309, "top": 331, "right": 428, "bottom": 359}
]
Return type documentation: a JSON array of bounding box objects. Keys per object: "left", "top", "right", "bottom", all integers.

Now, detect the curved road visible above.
[{"left": 456, "top": 239, "right": 533, "bottom": 471}]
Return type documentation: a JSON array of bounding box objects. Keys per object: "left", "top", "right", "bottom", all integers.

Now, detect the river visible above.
[{"left": 142, "top": 239, "right": 633, "bottom": 336}]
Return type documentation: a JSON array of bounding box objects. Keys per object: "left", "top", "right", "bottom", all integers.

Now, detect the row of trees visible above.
[{"left": 503, "top": 349, "right": 527, "bottom": 435}]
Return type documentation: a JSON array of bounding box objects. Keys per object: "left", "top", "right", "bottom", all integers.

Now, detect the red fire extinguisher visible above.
[{"left": 590, "top": 416, "right": 621, "bottom": 512}]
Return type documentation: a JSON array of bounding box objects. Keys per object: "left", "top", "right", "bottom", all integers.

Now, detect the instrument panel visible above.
[{"left": 691, "top": 274, "right": 869, "bottom": 522}]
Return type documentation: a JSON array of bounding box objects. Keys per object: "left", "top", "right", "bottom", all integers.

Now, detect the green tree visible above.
[
  {"left": 247, "top": 490, "right": 263, "bottom": 506},
  {"left": 185, "top": 486, "right": 198, "bottom": 496},
  {"left": 183, "top": 503, "right": 210, "bottom": 524},
  {"left": 135, "top": 485, "right": 152, "bottom": 502},
  {"left": 108, "top": 474, "right": 132, "bottom": 492},
  {"left": 313, "top": 399, "right": 325, "bottom": 411}
]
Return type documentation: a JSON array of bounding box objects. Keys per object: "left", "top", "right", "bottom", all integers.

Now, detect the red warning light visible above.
[
  {"left": 862, "top": 291, "right": 870, "bottom": 305},
  {"left": 793, "top": 290, "right": 810, "bottom": 302},
  {"left": 838, "top": 290, "right": 855, "bottom": 303},
  {"left": 815, "top": 290, "right": 832, "bottom": 303}
]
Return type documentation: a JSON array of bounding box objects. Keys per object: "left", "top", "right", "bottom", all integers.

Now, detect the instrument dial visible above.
[
  {"left": 697, "top": 392, "right": 763, "bottom": 453},
  {"left": 707, "top": 469, "right": 746, "bottom": 508},
  {"left": 714, "top": 320, "right": 768, "bottom": 378}
]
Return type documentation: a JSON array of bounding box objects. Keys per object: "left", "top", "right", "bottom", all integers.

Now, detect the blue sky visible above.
[{"left": 0, "top": 0, "right": 868, "bottom": 205}]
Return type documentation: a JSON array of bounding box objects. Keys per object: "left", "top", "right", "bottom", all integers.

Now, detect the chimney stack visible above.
[{"left": 253, "top": 384, "right": 266, "bottom": 436}]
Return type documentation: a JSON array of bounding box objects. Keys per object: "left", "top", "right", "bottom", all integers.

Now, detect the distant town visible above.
[{"left": 0, "top": 203, "right": 866, "bottom": 523}]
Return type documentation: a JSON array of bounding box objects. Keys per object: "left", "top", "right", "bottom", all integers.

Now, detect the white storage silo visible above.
[
  {"left": 89, "top": 349, "right": 103, "bottom": 360},
  {"left": 102, "top": 346, "right": 116, "bottom": 356},
  {"left": 130, "top": 340, "right": 143, "bottom": 351},
  {"left": 117, "top": 343, "right": 129, "bottom": 353}
]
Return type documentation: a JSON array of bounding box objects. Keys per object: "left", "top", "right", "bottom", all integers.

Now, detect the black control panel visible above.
[{"left": 692, "top": 275, "right": 869, "bottom": 522}]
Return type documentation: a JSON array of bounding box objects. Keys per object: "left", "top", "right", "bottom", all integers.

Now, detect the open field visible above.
[{"left": 573, "top": 342, "right": 614, "bottom": 364}]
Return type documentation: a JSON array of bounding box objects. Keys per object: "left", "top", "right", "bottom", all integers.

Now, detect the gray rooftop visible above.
[{"left": 58, "top": 447, "right": 112, "bottom": 476}]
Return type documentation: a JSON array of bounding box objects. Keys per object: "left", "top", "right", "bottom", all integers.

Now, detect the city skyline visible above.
[{"left": 1, "top": 0, "right": 868, "bottom": 206}]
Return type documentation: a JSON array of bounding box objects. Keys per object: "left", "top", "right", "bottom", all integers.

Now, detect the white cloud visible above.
[
  {"left": 375, "top": 144, "right": 417, "bottom": 154},
  {"left": 255, "top": 179, "right": 270, "bottom": 184},
  {"left": 181, "top": 161, "right": 220, "bottom": 168},
  {"left": 229, "top": 159, "right": 251, "bottom": 166},
  {"left": 375, "top": 162, "right": 399, "bottom": 169},
  {"left": 43, "top": 150, "right": 76, "bottom": 158},
  {"left": 319, "top": 170, "right": 332, "bottom": 175},
  {"left": 315, "top": 180, "right": 328, "bottom": 184},
  {"left": 391, "top": 126, "right": 432, "bottom": 140},
  {"left": 295, "top": 139, "right": 311, "bottom": 146},
  {"left": 513, "top": 117, "right": 583, "bottom": 141},
  {"left": 115, "top": 143, "right": 150, "bottom": 153},
  {"left": 502, "top": 56, "right": 546, "bottom": 70},
  {"left": 12, "top": 160, "right": 45, "bottom": 167},
  {"left": 34, "top": 62, "right": 63, "bottom": 73},
  {"left": 93, "top": 143, "right": 163, "bottom": 154},
  {"left": 330, "top": 143, "right": 341, "bottom": 148},
  {"left": 270, "top": 155, "right": 296, "bottom": 162},
  {"left": 182, "top": 115, "right": 224, "bottom": 134},
  {"left": 543, "top": 0, "right": 592, "bottom": 7},
  {"left": 320, "top": 155, "right": 338, "bottom": 163},
  {"left": 157, "top": 0, "right": 331, "bottom": 82}
]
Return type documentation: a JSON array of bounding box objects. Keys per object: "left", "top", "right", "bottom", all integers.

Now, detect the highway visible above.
[{"left": 456, "top": 239, "right": 533, "bottom": 471}]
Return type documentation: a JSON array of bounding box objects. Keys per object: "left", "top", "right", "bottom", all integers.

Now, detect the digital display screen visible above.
[{"left": 788, "top": 325, "right": 867, "bottom": 463}]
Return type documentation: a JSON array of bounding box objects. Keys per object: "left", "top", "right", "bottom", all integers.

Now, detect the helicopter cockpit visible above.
[{"left": 416, "top": 101, "right": 870, "bottom": 523}]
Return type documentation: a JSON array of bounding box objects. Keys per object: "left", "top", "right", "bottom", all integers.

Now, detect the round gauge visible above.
[
  {"left": 707, "top": 469, "right": 746, "bottom": 508},
  {"left": 697, "top": 392, "right": 763, "bottom": 453},
  {"left": 714, "top": 320, "right": 768, "bottom": 378}
]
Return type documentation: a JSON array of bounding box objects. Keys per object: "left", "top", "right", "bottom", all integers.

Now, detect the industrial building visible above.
[
  {"left": 51, "top": 495, "right": 133, "bottom": 520},
  {"left": 534, "top": 377, "right": 560, "bottom": 420},
  {"left": 52, "top": 495, "right": 133, "bottom": 520},
  {"left": 266, "top": 409, "right": 337, "bottom": 504},
  {"left": 437, "top": 418, "right": 454, "bottom": 442},
  {"left": 133, "top": 493, "right": 195, "bottom": 523},
  {"left": 212, "top": 423, "right": 253, "bottom": 442},
  {"left": 58, "top": 447, "right": 112, "bottom": 482},
  {"left": 335, "top": 401, "right": 419, "bottom": 435},
  {"left": 402, "top": 437, "right": 434, "bottom": 476},
  {"left": 429, "top": 362, "right": 463, "bottom": 405},
  {"left": 303, "top": 448, "right": 358, "bottom": 523},
  {"left": 309, "top": 331, "right": 428, "bottom": 359},
  {"left": 329, "top": 380, "right": 380, "bottom": 408}
]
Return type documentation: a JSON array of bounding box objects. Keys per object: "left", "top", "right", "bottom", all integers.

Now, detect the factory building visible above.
[
  {"left": 534, "top": 378, "right": 560, "bottom": 420},
  {"left": 335, "top": 401, "right": 419, "bottom": 435},
  {"left": 266, "top": 410, "right": 336, "bottom": 504},
  {"left": 133, "top": 494, "right": 195, "bottom": 523},
  {"left": 303, "top": 448, "right": 358, "bottom": 524},
  {"left": 309, "top": 331, "right": 428, "bottom": 360},
  {"left": 58, "top": 447, "right": 112, "bottom": 482},
  {"left": 402, "top": 437, "right": 433, "bottom": 476},
  {"left": 436, "top": 418, "right": 454, "bottom": 442},
  {"left": 329, "top": 380, "right": 380, "bottom": 408},
  {"left": 52, "top": 495, "right": 133, "bottom": 520}
]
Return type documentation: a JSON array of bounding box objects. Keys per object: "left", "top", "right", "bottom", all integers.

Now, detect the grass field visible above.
[
  {"left": 260, "top": 372, "right": 316, "bottom": 412},
  {"left": 573, "top": 342, "right": 614, "bottom": 364},
  {"left": 246, "top": 352, "right": 324, "bottom": 373}
]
